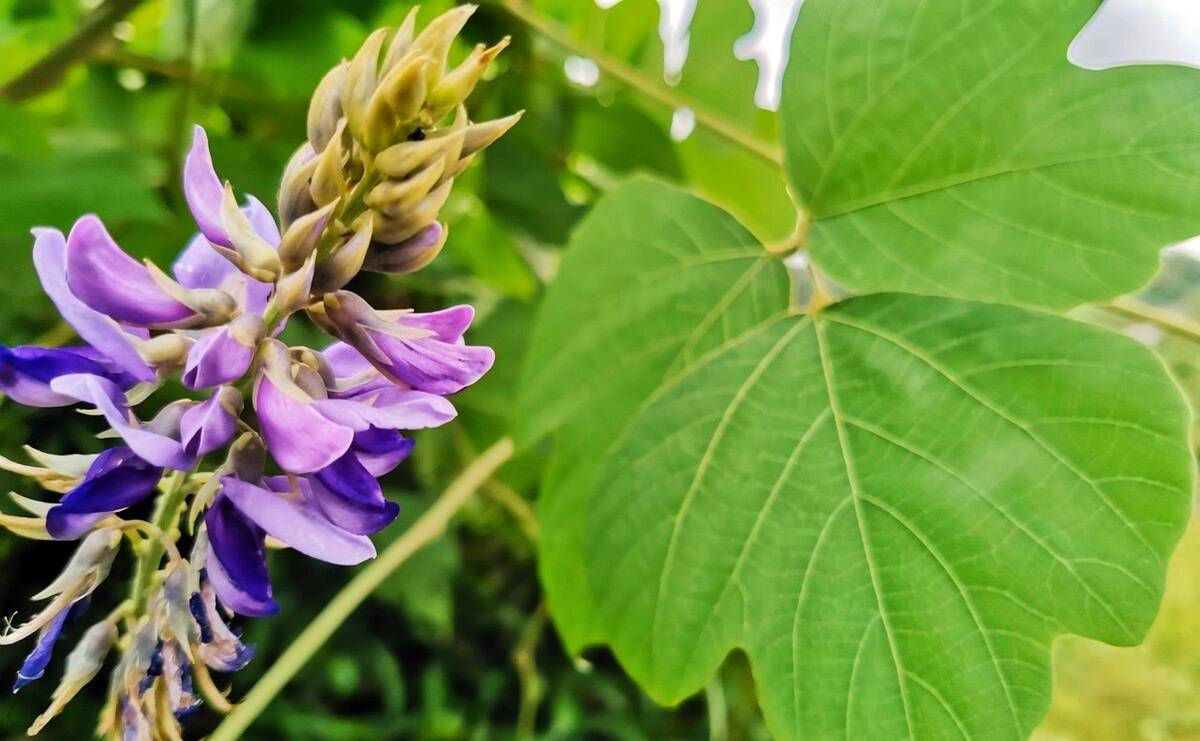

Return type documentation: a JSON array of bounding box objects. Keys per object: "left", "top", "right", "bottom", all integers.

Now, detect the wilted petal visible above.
[
  {"left": 221, "top": 477, "right": 375, "bottom": 565},
  {"left": 312, "top": 452, "right": 399, "bottom": 535},
  {"left": 65, "top": 216, "right": 194, "bottom": 326},
  {"left": 46, "top": 447, "right": 162, "bottom": 540},
  {"left": 49, "top": 374, "right": 193, "bottom": 470},
  {"left": 32, "top": 228, "right": 155, "bottom": 382},
  {"left": 254, "top": 372, "right": 353, "bottom": 474},
  {"left": 191, "top": 576, "right": 254, "bottom": 672},
  {"left": 180, "top": 387, "right": 240, "bottom": 458},
  {"left": 12, "top": 601, "right": 82, "bottom": 692},
  {"left": 204, "top": 495, "right": 277, "bottom": 617},
  {"left": 0, "top": 345, "right": 128, "bottom": 407}
]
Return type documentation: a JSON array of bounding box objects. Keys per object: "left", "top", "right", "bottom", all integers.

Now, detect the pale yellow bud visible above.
[
  {"left": 411, "top": 4, "right": 477, "bottom": 88},
  {"left": 314, "top": 216, "right": 373, "bottom": 293},
  {"left": 362, "top": 221, "right": 448, "bottom": 275},
  {"left": 278, "top": 143, "right": 319, "bottom": 229},
  {"left": 381, "top": 6, "right": 421, "bottom": 74},
  {"left": 365, "top": 156, "right": 446, "bottom": 215},
  {"left": 309, "top": 120, "right": 349, "bottom": 207},
  {"left": 136, "top": 332, "right": 192, "bottom": 368},
  {"left": 362, "top": 54, "right": 432, "bottom": 151},
  {"left": 218, "top": 185, "right": 283, "bottom": 281},
  {"left": 270, "top": 250, "right": 317, "bottom": 317},
  {"left": 341, "top": 28, "right": 390, "bottom": 143},
  {"left": 425, "top": 37, "right": 509, "bottom": 116},
  {"left": 462, "top": 110, "right": 524, "bottom": 159},
  {"left": 374, "top": 126, "right": 465, "bottom": 178},
  {"left": 278, "top": 199, "right": 338, "bottom": 271},
  {"left": 370, "top": 179, "right": 452, "bottom": 243}
]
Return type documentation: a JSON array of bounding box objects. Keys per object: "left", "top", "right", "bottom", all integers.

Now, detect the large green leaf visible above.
[
  {"left": 522, "top": 181, "right": 1193, "bottom": 738},
  {"left": 516, "top": 178, "right": 790, "bottom": 649},
  {"left": 781, "top": 0, "right": 1200, "bottom": 309}
]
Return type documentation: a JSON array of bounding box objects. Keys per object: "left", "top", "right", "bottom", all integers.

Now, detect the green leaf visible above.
[
  {"left": 589, "top": 294, "right": 1191, "bottom": 738},
  {"left": 781, "top": 0, "right": 1200, "bottom": 308},
  {"left": 522, "top": 182, "right": 1193, "bottom": 738},
  {"left": 516, "top": 178, "right": 790, "bottom": 649}
]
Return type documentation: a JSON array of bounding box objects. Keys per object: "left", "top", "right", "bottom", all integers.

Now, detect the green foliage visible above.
[{"left": 782, "top": 0, "right": 1200, "bottom": 309}]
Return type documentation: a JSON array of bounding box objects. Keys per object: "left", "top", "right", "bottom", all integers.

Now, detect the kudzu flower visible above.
[{"left": 0, "top": 7, "right": 515, "bottom": 736}]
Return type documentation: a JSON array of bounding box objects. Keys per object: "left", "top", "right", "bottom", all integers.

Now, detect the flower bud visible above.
[
  {"left": 365, "top": 156, "right": 446, "bottom": 215},
  {"left": 381, "top": 7, "right": 420, "bottom": 74},
  {"left": 362, "top": 54, "right": 432, "bottom": 152},
  {"left": 278, "top": 199, "right": 338, "bottom": 272},
  {"left": 314, "top": 216, "right": 373, "bottom": 293},
  {"left": 341, "top": 28, "right": 390, "bottom": 144},
  {"left": 371, "top": 179, "right": 452, "bottom": 243},
  {"left": 362, "top": 222, "right": 448, "bottom": 275},
  {"left": 307, "top": 61, "right": 347, "bottom": 153},
  {"left": 411, "top": 5, "right": 477, "bottom": 88},
  {"left": 462, "top": 110, "right": 524, "bottom": 159},
  {"left": 310, "top": 121, "right": 349, "bottom": 208},
  {"left": 278, "top": 143, "right": 319, "bottom": 230},
  {"left": 270, "top": 251, "right": 317, "bottom": 318},
  {"left": 374, "top": 126, "right": 465, "bottom": 179},
  {"left": 217, "top": 185, "right": 283, "bottom": 282},
  {"left": 135, "top": 333, "right": 191, "bottom": 370},
  {"left": 0, "top": 449, "right": 94, "bottom": 494},
  {"left": 425, "top": 37, "right": 510, "bottom": 117}
]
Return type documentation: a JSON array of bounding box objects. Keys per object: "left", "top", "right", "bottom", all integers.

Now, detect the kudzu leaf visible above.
[
  {"left": 522, "top": 180, "right": 1193, "bottom": 738},
  {"left": 781, "top": 0, "right": 1200, "bottom": 309},
  {"left": 516, "top": 178, "right": 790, "bottom": 650}
]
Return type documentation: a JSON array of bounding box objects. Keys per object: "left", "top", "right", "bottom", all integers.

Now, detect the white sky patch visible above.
[
  {"left": 564, "top": 55, "right": 601, "bottom": 87},
  {"left": 735, "top": 0, "right": 804, "bottom": 110},
  {"left": 670, "top": 107, "right": 696, "bottom": 141},
  {"left": 1070, "top": 0, "right": 1200, "bottom": 70}
]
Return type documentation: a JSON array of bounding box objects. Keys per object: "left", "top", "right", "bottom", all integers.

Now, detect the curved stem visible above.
[
  {"left": 127, "top": 470, "right": 187, "bottom": 624},
  {"left": 490, "top": 0, "right": 784, "bottom": 168},
  {"left": 209, "top": 437, "right": 516, "bottom": 741}
]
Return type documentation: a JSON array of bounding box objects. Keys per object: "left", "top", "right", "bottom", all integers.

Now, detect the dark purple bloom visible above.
[
  {"left": 312, "top": 450, "right": 401, "bottom": 535},
  {"left": 204, "top": 495, "right": 277, "bottom": 618},
  {"left": 64, "top": 216, "right": 194, "bottom": 327},
  {"left": 11, "top": 601, "right": 79, "bottom": 692},
  {"left": 0, "top": 345, "right": 135, "bottom": 407},
  {"left": 322, "top": 291, "right": 493, "bottom": 395},
  {"left": 32, "top": 228, "right": 155, "bottom": 382},
  {"left": 46, "top": 447, "right": 163, "bottom": 540}
]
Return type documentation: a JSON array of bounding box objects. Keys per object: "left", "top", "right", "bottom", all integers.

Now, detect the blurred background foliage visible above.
[{"left": 0, "top": 0, "right": 1196, "bottom": 738}]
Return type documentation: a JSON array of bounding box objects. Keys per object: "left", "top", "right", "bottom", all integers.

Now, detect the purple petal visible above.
[
  {"left": 12, "top": 602, "right": 77, "bottom": 692},
  {"left": 46, "top": 447, "right": 162, "bottom": 539},
  {"left": 183, "top": 323, "right": 255, "bottom": 390},
  {"left": 242, "top": 195, "right": 281, "bottom": 246},
  {"left": 32, "top": 228, "right": 155, "bottom": 382},
  {"left": 184, "top": 126, "right": 232, "bottom": 248},
  {"left": 321, "top": 341, "right": 375, "bottom": 380},
  {"left": 205, "top": 495, "right": 277, "bottom": 617},
  {"left": 0, "top": 345, "right": 117, "bottom": 407},
  {"left": 180, "top": 389, "right": 238, "bottom": 458},
  {"left": 397, "top": 305, "right": 475, "bottom": 343},
  {"left": 313, "top": 389, "right": 456, "bottom": 431},
  {"left": 352, "top": 427, "right": 414, "bottom": 477},
  {"left": 368, "top": 330, "right": 495, "bottom": 395},
  {"left": 49, "top": 374, "right": 193, "bottom": 470},
  {"left": 254, "top": 373, "right": 353, "bottom": 474},
  {"left": 312, "top": 452, "right": 399, "bottom": 535},
  {"left": 65, "top": 215, "right": 193, "bottom": 326},
  {"left": 221, "top": 477, "right": 376, "bottom": 565}
]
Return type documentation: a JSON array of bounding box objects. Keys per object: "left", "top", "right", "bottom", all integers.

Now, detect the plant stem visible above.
[
  {"left": 209, "top": 436, "right": 516, "bottom": 741},
  {"left": 490, "top": 0, "right": 784, "bottom": 168},
  {"left": 1104, "top": 297, "right": 1200, "bottom": 344},
  {"left": 0, "top": 0, "right": 148, "bottom": 101},
  {"left": 512, "top": 603, "right": 547, "bottom": 740},
  {"left": 127, "top": 470, "right": 187, "bottom": 623}
]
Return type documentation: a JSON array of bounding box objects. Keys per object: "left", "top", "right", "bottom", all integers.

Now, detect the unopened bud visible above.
[
  {"left": 365, "top": 156, "right": 446, "bottom": 215},
  {"left": 270, "top": 251, "right": 317, "bottom": 317},
  {"left": 374, "top": 126, "right": 465, "bottom": 179},
  {"left": 218, "top": 185, "right": 283, "bottom": 281},
  {"left": 314, "top": 216, "right": 373, "bottom": 293},
  {"left": 307, "top": 62, "right": 348, "bottom": 153},
  {"left": 279, "top": 143, "right": 319, "bottom": 230},
  {"left": 363, "top": 221, "right": 447, "bottom": 275},
  {"left": 462, "top": 110, "right": 524, "bottom": 159},
  {"left": 341, "top": 28, "right": 390, "bottom": 143},
  {"left": 135, "top": 333, "right": 191, "bottom": 369},
  {"left": 0, "top": 450, "right": 92, "bottom": 494},
  {"left": 362, "top": 54, "right": 432, "bottom": 151},
  {"left": 371, "top": 179, "right": 453, "bottom": 243},
  {"left": 411, "top": 5, "right": 477, "bottom": 88},
  {"left": 425, "top": 37, "right": 509, "bottom": 116},
  {"left": 310, "top": 121, "right": 349, "bottom": 208},
  {"left": 278, "top": 200, "right": 338, "bottom": 271},
  {"left": 381, "top": 7, "right": 420, "bottom": 73}
]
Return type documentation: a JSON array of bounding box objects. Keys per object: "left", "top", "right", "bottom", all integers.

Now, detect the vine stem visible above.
[
  {"left": 210, "top": 436, "right": 516, "bottom": 741},
  {"left": 127, "top": 470, "right": 188, "bottom": 623},
  {"left": 489, "top": 0, "right": 784, "bottom": 168}
]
